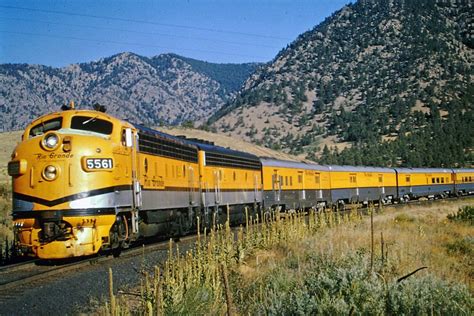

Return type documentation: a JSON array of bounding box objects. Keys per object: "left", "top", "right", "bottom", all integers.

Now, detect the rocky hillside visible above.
[
  {"left": 210, "top": 0, "right": 473, "bottom": 167},
  {"left": 0, "top": 53, "right": 259, "bottom": 131}
]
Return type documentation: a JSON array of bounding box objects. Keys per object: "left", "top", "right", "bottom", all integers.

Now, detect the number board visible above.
[{"left": 84, "top": 158, "right": 114, "bottom": 171}]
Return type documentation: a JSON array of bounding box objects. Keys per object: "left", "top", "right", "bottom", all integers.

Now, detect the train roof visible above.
[
  {"left": 190, "top": 141, "right": 260, "bottom": 162},
  {"left": 327, "top": 165, "right": 396, "bottom": 173},
  {"left": 132, "top": 123, "right": 199, "bottom": 149},
  {"left": 452, "top": 168, "right": 474, "bottom": 173},
  {"left": 260, "top": 158, "right": 329, "bottom": 171},
  {"left": 394, "top": 167, "right": 453, "bottom": 174}
]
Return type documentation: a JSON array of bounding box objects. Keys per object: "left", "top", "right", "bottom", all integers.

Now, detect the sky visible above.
[{"left": 0, "top": 0, "right": 352, "bottom": 67}]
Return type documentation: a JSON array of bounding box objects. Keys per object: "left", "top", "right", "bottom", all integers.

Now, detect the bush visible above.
[
  {"left": 236, "top": 252, "right": 473, "bottom": 315},
  {"left": 447, "top": 206, "right": 474, "bottom": 225}
]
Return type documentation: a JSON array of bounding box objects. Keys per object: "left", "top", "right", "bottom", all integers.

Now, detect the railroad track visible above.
[{"left": 0, "top": 233, "right": 198, "bottom": 302}]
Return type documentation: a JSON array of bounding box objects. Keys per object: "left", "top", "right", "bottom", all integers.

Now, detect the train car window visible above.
[
  {"left": 285, "top": 176, "right": 288, "bottom": 186},
  {"left": 441, "top": 177, "right": 444, "bottom": 183},
  {"left": 378, "top": 175, "right": 383, "bottom": 183},
  {"left": 350, "top": 174, "right": 357, "bottom": 183},
  {"left": 432, "top": 178, "right": 435, "bottom": 184},
  {"left": 29, "top": 117, "right": 63, "bottom": 137},
  {"left": 183, "top": 165, "right": 186, "bottom": 178},
  {"left": 245, "top": 173, "right": 248, "bottom": 182},
  {"left": 315, "top": 174, "right": 320, "bottom": 184},
  {"left": 470, "top": 176, "right": 472, "bottom": 182},
  {"left": 298, "top": 174, "right": 303, "bottom": 184},
  {"left": 290, "top": 176, "right": 293, "bottom": 186},
  {"left": 406, "top": 176, "right": 410, "bottom": 183},
  {"left": 436, "top": 178, "right": 440, "bottom": 183},
  {"left": 71, "top": 116, "right": 113, "bottom": 135}
]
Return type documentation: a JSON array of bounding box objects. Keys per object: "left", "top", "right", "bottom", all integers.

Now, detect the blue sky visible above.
[{"left": 0, "top": 0, "right": 352, "bottom": 67}]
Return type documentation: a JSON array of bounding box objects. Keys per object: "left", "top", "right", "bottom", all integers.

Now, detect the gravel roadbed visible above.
[{"left": 0, "top": 241, "right": 193, "bottom": 315}]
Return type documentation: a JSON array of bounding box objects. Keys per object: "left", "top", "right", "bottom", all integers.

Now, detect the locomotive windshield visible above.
[
  {"left": 29, "top": 117, "right": 63, "bottom": 137},
  {"left": 71, "top": 116, "right": 113, "bottom": 135}
]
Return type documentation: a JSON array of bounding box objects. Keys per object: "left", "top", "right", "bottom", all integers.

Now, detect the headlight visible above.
[
  {"left": 43, "top": 165, "right": 58, "bottom": 181},
  {"left": 42, "top": 133, "right": 60, "bottom": 150}
]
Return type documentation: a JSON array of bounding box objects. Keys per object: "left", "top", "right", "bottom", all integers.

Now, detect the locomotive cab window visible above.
[
  {"left": 29, "top": 117, "right": 63, "bottom": 138},
  {"left": 71, "top": 116, "right": 113, "bottom": 135}
]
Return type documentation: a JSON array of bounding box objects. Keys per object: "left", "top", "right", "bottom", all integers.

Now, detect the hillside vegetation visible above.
[
  {"left": 211, "top": 0, "right": 473, "bottom": 168},
  {"left": 0, "top": 53, "right": 260, "bottom": 131}
]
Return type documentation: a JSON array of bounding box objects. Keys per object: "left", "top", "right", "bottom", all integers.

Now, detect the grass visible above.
[
  {"left": 100, "top": 198, "right": 474, "bottom": 315},
  {"left": 0, "top": 183, "right": 13, "bottom": 262},
  {"left": 0, "top": 131, "right": 19, "bottom": 260},
  {"left": 0, "top": 131, "right": 22, "bottom": 185}
]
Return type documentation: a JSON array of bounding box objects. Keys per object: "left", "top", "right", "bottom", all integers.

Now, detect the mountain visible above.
[
  {"left": 0, "top": 53, "right": 260, "bottom": 131},
  {"left": 210, "top": 0, "right": 473, "bottom": 168}
]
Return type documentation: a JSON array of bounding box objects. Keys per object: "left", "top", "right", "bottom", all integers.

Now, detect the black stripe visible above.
[
  {"left": 13, "top": 208, "right": 117, "bottom": 219},
  {"left": 13, "top": 185, "right": 132, "bottom": 207}
]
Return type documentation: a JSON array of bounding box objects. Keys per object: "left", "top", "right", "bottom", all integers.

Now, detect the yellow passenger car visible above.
[
  {"left": 261, "top": 159, "right": 331, "bottom": 210},
  {"left": 395, "top": 168, "right": 454, "bottom": 199},
  {"left": 452, "top": 168, "right": 474, "bottom": 195},
  {"left": 327, "top": 166, "right": 397, "bottom": 204}
]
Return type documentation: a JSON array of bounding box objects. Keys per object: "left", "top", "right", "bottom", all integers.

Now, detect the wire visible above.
[
  {"left": 0, "top": 4, "right": 292, "bottom": 41},
  {"left": 0, "top": 30, "right": 270, "bottom": 60},
  {"left": 0, "top": 16, "right": 282, "bottom": 49}
]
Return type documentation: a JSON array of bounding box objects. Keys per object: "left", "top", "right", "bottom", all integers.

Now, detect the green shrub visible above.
[
  {"left": 235, "top": 252, "right": 473, "bottom": 315},
  {"left": 447, "top": 206, "right": 474, "bottom": 225}
]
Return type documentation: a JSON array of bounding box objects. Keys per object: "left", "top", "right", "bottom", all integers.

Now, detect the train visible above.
[{"left": 7, "top": 105, "right": 474, "bottom": 259}]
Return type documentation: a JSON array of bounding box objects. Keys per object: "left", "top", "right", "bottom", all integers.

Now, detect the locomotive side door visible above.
[
  {"left": 214, "top": 169, "right": 222, "bottom": 204},
  {"left": 188, "top": 166, "right": 196, "bottom": 205},
  {"left": 125, "top": 128, "right": 141, "bottom": 234}
]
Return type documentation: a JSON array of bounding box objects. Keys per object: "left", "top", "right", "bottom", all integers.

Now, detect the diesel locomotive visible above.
[{"left": 8, "top": 105, "right": 474, "bottom": 259}]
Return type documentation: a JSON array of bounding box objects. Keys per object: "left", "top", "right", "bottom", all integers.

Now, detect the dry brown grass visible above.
[
  {"left": 287, "top": 198, "right": 474, "bottom": 290},
  {"left": 0, "top": 131, "right": 22, "bottom": 184}
]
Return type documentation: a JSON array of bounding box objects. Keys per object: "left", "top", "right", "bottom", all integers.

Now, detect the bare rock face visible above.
[
  {"left": 0, "top": 53, "right": 259, "bottom": 131},
  {"left": 210, "top": 0, "right": 473, "bottom": 166}
]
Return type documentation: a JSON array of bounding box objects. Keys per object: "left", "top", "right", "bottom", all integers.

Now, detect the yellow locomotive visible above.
[
  {"left": 9, "top": 106, "right": 139, "bottom": 258},
  {"left": 8, "top": 104, "right": 261, "bottom": 259}
]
